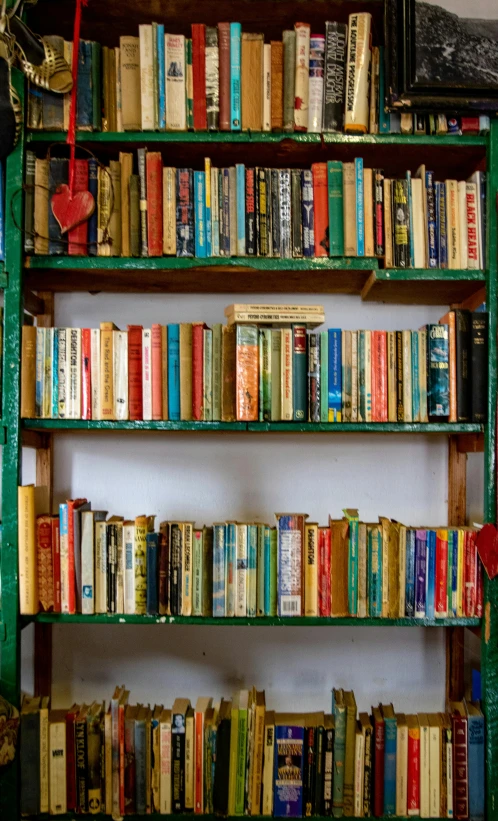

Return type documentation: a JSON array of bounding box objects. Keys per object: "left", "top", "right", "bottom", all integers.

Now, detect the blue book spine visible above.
[
  {"left": 378, "top": 47, "right": 389, "bottom": 133},
  {"left": 468, "top": 711, "right": 485, "bottom": 821},
  {"left": 368, "top": 527, "right": 382, "bottom": 617},
  {"left": 264, "top": 526, "right": 272, "bottom": 615},
  {"left": 35, "top": 327, "right": 44, "bottom": 417},
  {"left": 436, "top": 182, "right": 448, "bottom": 268},
  {"left": 76, "top": 40, "right": 93, "bottom": 128},
  {"left": 426, "top": 529, "right": 436, "bottom": 619},
  {"left": 415, "top": 530, "right": 427, "bottom": 617},
  {"left": 0, "top": 162, "right": 4, "bottom": 261},
  {"left": 222, "top": 168, "right": 230, "bottom": 256},
  {"left": 52, "top": 329, "right": 59, "bottom": 418},
  {"left": 236, "top": 163, "right": 246, "bottom": 255},
  {"left": 348, "top": 516, "right": 359, "bottom": 616},
  {"left": 328, "top": 329, "right": 342, "bottom": 422},
  {"left": 247, "top": 523, "right": 257, "bottom": 617},
  {"left": 425, "top": 171, "right": 438, "bottom": 268},
  {"left": 157, "top": 24, "right": 166, "bottom": 130},
  {"left": 405, "top": 529, "right": 416, "bottom": 617},
  {"left": 167, "top": 324, "right": 180, "bottom": 420},
  {"left": 406, "top": 170, "right": 414, "bottom": 267},
  {"left": 146, "top": 532, "right": 159, "bottom": 615},
  {"left": 194, "top": 171, "right": 207, "bottom": 258},
  {"left": 427, "top": 323, "right": 449, "bottom": 416},
  {"left": 355, "top": 158, "right": 364, "bottom": 256},
  {"left": 411, "top": 331, "right": 420, "bottom": 421},
  {"left": 273, "top": 725, "right": 304, "bottom": 817},
  {"left": 213, "top": 523, "right": 226, "bottom": 617},
  {"left": 383, "top": 716, "right": 397, "bottom": 815},
  {"left": 301, "top": 169, "right": 314, "bottom": 257},
  {"left": 225, "top": 521, "right": 236, "bottom": 617},
  {"left": 88, "top": 158, "right": 99, "bottom": 256},
  {"left": 230, "top": 23, "right": 241, "bottom": 131},
  {"left": 135, "top": 719, "right": 147, "bottom": 814},
  {"left": 451, "top": 530, "right": 458, "bottom": 617}
]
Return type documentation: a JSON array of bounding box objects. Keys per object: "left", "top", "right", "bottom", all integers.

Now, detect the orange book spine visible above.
[
  {"left": 37, "top": 514, "right": 54, "bottom": 612},
  {"left": 192, "top": 323, "right": 206, "bottom": 422},
  {"left": 194, "top": 712, "right": 204, "bottom": 813},
  {"left": 312, "top": 163, "right": 329, "bottom": 256},
  {"left": 151, "top": 323, "right": 163, "bottom": 421},
  {"left": 371, "top": 330, "right": 388, "bottom": 422},
  {"left": 146, "top": 152, "right": 163, "bottom": 257},
  {"left": 236, "top": 325, "right": 259, "bottom": 421}
]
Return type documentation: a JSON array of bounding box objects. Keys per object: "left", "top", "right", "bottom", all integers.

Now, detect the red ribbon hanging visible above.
[{"left": 67, "top": 0, "right": 89, "bottom": 196}]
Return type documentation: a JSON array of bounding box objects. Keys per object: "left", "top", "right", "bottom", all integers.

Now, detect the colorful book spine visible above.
[
  {"left": 205, "top": 157, "right": 212, "bottom": 257},
  {"left": 167, "top": 325, "right": 180, "bottom": 421},
  {"left": 230, "top": 24, "right": 242, "bottom": 130},
  {"left": 157, "top": 24, "right": 166, "bottom": 130},
  {"left": 427, "top": 324, "right": 449, "bottom": 417},
  {"left": 425, "top": 171, "right": 437, "bottom": 268},
  {"left": 327, "top": 161, "right": 344, "bottom": 256},
  {"left": 301, "top": 169, "right": 314, "bottom": 257},
  {"left": 368, "top": 526, "right": 382, "bottom": 617},
  {"left": 405, "top": 530, "right": 416, "bottom": 617},
  {"left": 194, "top": 171, "right": 206, "bottom": 258},
  {"left": 236, "top": 163, "right": 245, "bottom": 256},
  {"left": 355, "top": 158, "right": 364, "bottom": 256},
  {"left": 384, "top": 714, "right": 397, "bottom": 815},
  {"left": 328, "top": 329, "right": 342, "bottom": 422},
  {"left": 414, "top": 530, "right": 427, "bottom": 618},
  {"left": 277, "top": 514, "right": 304, "bottom": 617},
  {"left": 213, "top": 524, "right": 225, "bottom": 617},
  {"left": 292, "top": 325, "right": 307, "bottom": 421},
  {"left": 436, "top": 182, "right": 447, "bottom": 268}
]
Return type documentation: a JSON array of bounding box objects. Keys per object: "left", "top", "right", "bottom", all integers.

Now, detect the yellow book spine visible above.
[
  {"left": 179, "top": 323, "right": 193, "bottom": 421},
  {"left": 250, "top": 704, "right": 266, "bottom": 815},
  {"left": 18, "top": 485, "right": 38, "bottom": 615},
  {"left": 304, "top": 523, "right": 318, "bottom": 616},
  {"left": 456, "top": 530, "right": 464, "bottom": 617},
  {"left": 100, "top": 323, "right": 115, "bottom": 419},
  {"left": 163, "top": 167, "right": 177, "bottom": 255},
  {"left": 134, "top": 515, "right": 148, "bottom": 614},
  {"left": 228, "top": 708, "right": 239, "bottom": 815}
]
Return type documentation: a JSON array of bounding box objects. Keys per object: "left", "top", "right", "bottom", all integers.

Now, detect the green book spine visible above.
[
  {"left": 186, "top": 39, "right": 194, "bottom": 130},
  {"left": 282, "top": 30, "right": 296, "bottom": 132},
  {"left": 129, "top": 175, "right": 140, "bottom": 257},
  {"left": 192, "top": 529, "right": 203, "bottom": 615},
  {"left": 228, "top": 706, "right": 239, "bottom": 814},
  {"left": 327, "top": 161, "right": 344, "bottom": 256},
  {"left": 257, "top": 525, "right": 265, "bottom": 616},
  {"left": 347, "top": 514, "right": 359, "bottom": 617},
  {"left": 332, "top": 703, "right": 346, "bottom": 817},
  {"left": 320, "top": 330, "right": 328, "bottom": 423},
  {"left": 368, "top": 525, "right": 382, "bottom": 617},
  {"left": 259, "top": 328, "right": 272, "bottom": 421},
  {"left": 235, "top": 706, "right": 248, "bottom": 814},
  {"left": 91, "top": 42, "right": 102, "bottom": 130},
  {"left": 293, "top": 324, "right": 307, "bottom": 421},
  {"left": 203, "top": 328, "right": 213, "bottom": 421},
  {"left": 269, "top": 527, "right": 278, "bottom": 616},
  {"left": 271, "top": 330, "right": 282, "bottom": 421},
  {"left": 212, "top": 323, "right": 222, "bottom": 421}
]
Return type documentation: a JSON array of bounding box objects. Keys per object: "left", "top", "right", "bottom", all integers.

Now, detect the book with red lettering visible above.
[
  {"left": 151, "top": 324, "right": 163, "bottom": 421},
  {"left": 450, "top": 702, "right": 469, "bottom": 820},
  {"left": 318, "top": 525, "right": 331, "bottom": 617},
  {"left": 371, "top": 330, "right": 388, "bottom": 422},
  {"left": 52, "top": 514, "right": 61, "bottom": 613},
  {"left": 312, "top": 163, "right": 329, "bottom": 257},
  {"left": 66, "top": 498, "right": 88, "bottom": 614},
  {"left": 406, "top": 714, "right": 420, "bottom": 815},
  {"left": 65, "top": 703, "right": 80, "bottom": 812},
  {"left": 127, "top": 325, "right": 143, "bottom": 421},
  {"left": 435, "top": 528, "right": 448, "bottom": 617},
  {"left": 464, "top": 529, "right": 477, "bottom": 616},
  {"left": 192, "top": 24, "right": 207, "bottom": 130},
  {"left": 218, "top": 22, "right": 231, "bottom": 131},
  {"left": 146, "top": 152, "right": 163, "bottom": 257},
  {"left": 81, "top": 328, "right": 91, "bottom": 420},
  {"left": 371, "top": 705, "right": 385, "bottom": 816},
  {"left": 36, "top": 514, "right": 54, "bottom": 612},
  {"left": 192, "top": 322, "right": 209, "bottom": 421},
  {"left": 68, "top": 159, "right": 89, "bottom": 255}
]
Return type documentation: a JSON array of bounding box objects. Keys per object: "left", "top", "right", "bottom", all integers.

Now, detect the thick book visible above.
[
  {"left": 427, "top": 323, "right": 449, "bottom": 417},
  {"left": 274, "top": 722, "right": 305, "bottom": 817},
  {"left": 276, "top": 513, "right": 307, "bottom": 616},
  {"left": 471, "top": 312, "right": 488, "bottom": 423},
  {"left": 344, "top": 14, "right": 371, "bottom": 133},
  {"left": 241, "top": 33, "right": 263, "bottom": 131},
  {"left": 313, "top": 163, "right": 329, "bottom": 257},
  {"left": 323, "top": 22, "right": 347, "bottom": 132},
  {"left": 271, "top": 41, "right": 284, "bottom": 130},
  {"left": 282, "top": 30, "right": 296, "bottom": 131},
  {"left": 191, "top": 24, "right": 207, "bottom": 130},
  {"left": 176, "top": 169, "right": 194, "bottom": 257}
]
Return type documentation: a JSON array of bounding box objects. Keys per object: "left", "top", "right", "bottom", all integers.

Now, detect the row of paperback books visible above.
[
  {"left": 25, "top": 151, "right": 486, "bottom": 270},
  {"left": 20, "top": 686, "right": 484, "bottom": 819},
  {"left": 20, "top": 307, "right": 489, "bottom": 424},
  {"left": 19, "top": 486, "right": 484, "bottom": 621}
]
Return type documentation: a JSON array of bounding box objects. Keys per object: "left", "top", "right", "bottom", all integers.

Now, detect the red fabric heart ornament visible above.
[
  {"left": 51, "top": 184, "right": 95, "bottom": 235},
  {"left": 476, "top": 523, "right": 498, "bottom": 580}
]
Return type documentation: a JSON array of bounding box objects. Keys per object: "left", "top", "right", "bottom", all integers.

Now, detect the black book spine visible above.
[
  {"left": 322, "top": 22, "right": 347, "bottom": 132},
  {"left": 48, "top": 158, "right": 69, "bottom": 255},
  {"left": 213, "top": 718, "right": 230, "bottom": 815},
  {"left": 20, "top": 710, "right": 40, "bottom": 814},
  {"left": 363, "top": 728, "right": 373, "bottom": 816},
  {"left": 205, "top": 26, "right": 220, "bottom": 131},
  {"left": 137, "top": 147, "right": 148, "bottom": 257},
  {"left": 176, "top": 168, "right": 194, "bottom": 258},
  {"left": 392, "top": 179, "right": 410, "bottom": 268},
  {"left": 257, "top": 168, "right": 268, "bottom": 256},
  {"left": 291, "top": 168, "right": 303, "bottom": 257},
  {"left": 471, "top": 311, "right": 488, "bottom": 422},
  {"left": 75, "top": 716, "right": 88, "bottom": 813},
  {"left": 454, "top": 309, "right": 471, "bottom": 422},
  {"left": 304, "top": 725, "right": 315, "bottom": 817},
  {"left": 373, "top": 169, "right": 384, "bottom": 256},
  {"left": 172, "top": 726, "right": 185, "bottom": 812},
  {"left": 308, "top": 333, "right": 321, "bottom": 423},
  {"left": 323, "top": 726, "right": 334, "bottom": 817},
  {"left": 170, "top": 524, "right": 182, "bottom": 616},
  {"left": 265, "top": 168, "right": 273, "bottom": 257},
  {"left": 314, "top": 725, "right": 324, "bottom": 815},
  {"left": 396, "top": 330, "right": 404, "bottom": 422},
  {"left": 271, "top": 168, "right": 281, "bottom": 257},
  {"left": 245, "top": 168, "right": 256, "bottom": 256}
]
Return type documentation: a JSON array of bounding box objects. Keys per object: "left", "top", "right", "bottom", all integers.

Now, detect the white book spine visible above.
[
  {"left": 398, "top": 527, "right": 406, "bottom": 618},
  {"left": 49, "top": 721, "right": 67, "bottom": 815},
  {"left": 124, "top": 524, "right": 136, "bottom": 615},
  {"left": 67, "top": 328, "right": 81, "bottom": 419},
  {"left": 420, "top": 725, "right": 430, "bottom": 818},
  {"left": 294, "top": 24, "right": 310, "bottom": 130},
  {"left": 402, "top": 329, "right": 412, "bottom": 422},
  {"left": 446, "top": 737, "right": 453, "bottom": 818},
  {"left": 262, "top": 722, "right": 274, "bottom": 816},
  {"left": 429, "top": 727, "right": 440, "bottom": 818},
  {"left": 57, "top": 328, "right": 67, "bottom": 419},
  {"left": 458, "top": 181, "right": 468, "bottom": 270},
  {"left": 159, "top": 719, "right": 172, "bottom": 813},
  {"left": 81, "top": 511, "right": 95, "bottom": 615},
  {"left": 40, "top": 705, "right": 49, "bottom": 813},
  {"left": 365, "top": 329, "right": 372, "bottom": 422},
  {"left": 36, "top": 327, "right": 45, "bottom": 417},
  {"left": 114, "top": 330, "right": 129, "bottom": 420},
  {"left": 280, "top": 328, "right": 293, "bottom": 420},
  {"left": 236, "top": 524, "right": 248, "bottom": 617},
  {"left": 139, "top": 25, "right": 154, "bottom": 130},
  {"left": 396, "top": 724, "right": 408, "bottom": 816},
  {"left": 165, "top": 34, "right": 186, "bottom": 131},
  {"left": 95, "top": 522, "right": 107, "bottom": 614},
  {"left": 90, "top": 328, "right": 101, "bottom": 421},
  {"left": 344, "top": 13, "right": 372, "bottom": 132},
  {"left": 115, "top": 46, "right": 123, "bottom": 132},
  {"left": 465, "top": 182, "right": 479, "bottom": 270},
  {"left": 308, "top": 34, "right": 324, "bottom": 133},
  {"left": 353, "top": 730, "right": 365, "bottom": 817},
  {"left": 262, "top": 44, "right": 271, "bottom": 131},
  {"left": 142, "top": 329, "right": 152, "bottom": 420}
]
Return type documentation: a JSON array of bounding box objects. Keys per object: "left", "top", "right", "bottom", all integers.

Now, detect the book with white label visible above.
[
  {"left": 165, "top": 34, "right": 186, "bottom": 131},
  {"left": 139, "top": 25, "right": 154, "bottom": 130}
]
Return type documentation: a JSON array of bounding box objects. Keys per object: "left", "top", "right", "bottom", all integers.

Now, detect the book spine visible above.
[
  {"left": 263, "top": 43, "right": 271, "bottom": 132},
  {"left": 194, "top": 171, "right": 206, "bottom": 258},
  {"left": 427, "top": 323, "right": 449, "bottom": 417},
  {"left": 281, "top": 328, "right": 293, "bottom": 421},
  {"left": 245, "top": 167, "right": 256, "bottom": 256},
  {"left": 294, "top": 23, "right": 310, "bottom": 131},
  {"left": 279, "top": 169, "right": 292, "bottom": 258},
  {"left": 300, "top": 169, "right": 314, "bottom": 257},
  {"left": 313, "top": 163, "right": 329, "bottom": 257},
  {"left": 213, "top": 524, "right": 225, "bottom": 617},
  {"left": 425, "top": 171, "right": 438, "bottom": 268},
  {"left": 192, "top": 323, "right": 204, "bottom": 422},
  {"left": 414, "top": 531, "right": 427, "bottom": 618},
  {"left": 235, "top": 164, "right": 245, "bottom": 256},
  {"left": 435, "top": 529, "right": 448, "bottom": 617},
  {"left": 384, "top": 717, "right": 396, "bottom": 815},
  {"left": 271, "top": 168, "right": 281, "bottom": 256},
  {"left": 205, "top": 26, "right": 219, "bottom": 131},
  {"left": 304, "top": 523, "right": 318, "bottom": 616},
  {"left": 282, "top": 30, "right": 296, "bottom": 132},
  {"left": 407, "top": 725, "right": 420, "bottom": 815},
  {"left": 136, "top": 148, "right": 148, "bottom": 256},
  {"left": 373, "top": 169, "right": 384, "bottom": 256},
  {"left": 328, "top": 329, "right": 342, "bottom": 422},
  {"left": 327, "top": 161, "right": 344, "bottom": 256},
  {"left": 176, "top": 169, "right": 194, "bottom": 257},
  {"left": 344, "top": 14, "right": 371, "bottom": 133},
  {"left": 308, "top": 34, "right": 324, "bottom": 133},
  {"left": 142, "top": 329, "right": 152, "bottom": 421},
  {"left": 277, "top": 514, "right": 304, "bottom": 616},
  {"left": 471, "top": 312, "right": 488, "bottom": 423},
  {"left": 230, "top": 23, "right": 242, "bottom": 130},
  {"left": 218, "top": 23, "right": 231, "bottom": 131},
  {"left": 436, "top": 181, "right": 448, "bottom": 268},
  {"left": 203, "top": 329, "right": 213, "bottom": 421},
  {"left": 405, "top": 530, "right": 415, "bottom": 616},
  {"left": 292, "top": 325, "right": 307, "bottom": 421},
  {"left": 260, "top": 328, "right": 272, "bottom": 422},
  {"left": 466, "top": 183, "right": 479, "bottom": 269},
  {"left": 236, "top": 325, "right": 258, "bottom": 421},
  {"left": 323, "top": 22, "right": 347, "bottom": 132},
  {"left": 291, "top": 168, "right": 303, "bottom": 257},
  {"left": 146, "top": 152, "right": 163, "bottom": 256},
  {"left": 393, "top": 179, "right": 410, "bottom": 268},
  {"left": 151, "top": 324, "right": 162, "bottom": 421},
  {"left": 191, "top": 24, "right": 207, "bottom": 130},
  {"left": 257, "top": 168, "right": 269, "bottom": 256},
  {"left": 452, "top": 715, "right": 468, "bottom": 819},
  {"left": 308, "top": 333, "right": 320, "bottom": 423},
  {"left": 271, "top": 40, "right": 283, "bottom": 131},
  {"left": 355, "top": 157, "right": 365, "bottom": 256}
]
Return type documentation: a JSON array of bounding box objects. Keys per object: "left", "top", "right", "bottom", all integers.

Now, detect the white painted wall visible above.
[{"left": 19, "top": 292, "right": 484, "bottom": 715}]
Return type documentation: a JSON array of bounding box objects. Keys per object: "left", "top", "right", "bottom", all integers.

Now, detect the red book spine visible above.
[
  {"left": 146, "top": 152, "right": 163, "bottom": 257},
  {"left": 52, "top": 515, "right": 61, "bottom": 613},
  {"left": 127, "top": 325, "right": 143, "bottom": 420},
  {"left": 476, "top": 550, "right": 483, "bottom": 618},
  {"left": 37, "top": 514, "right": 54, "bottom": 612},
  {"left": 371, "top": 331, "right": 387, "bottom": 422},
  {"left": 218, "top": 22, "right": 231, "bottom": 131},
  {"left": 464, "top": 530, "right": 477, "bottom": 616},
  {"left": 67, "top": 500, "right": 76, "bottom": 614},
  {"left": 81, "top": 328, "right": 92, "bottom": 420},
  {"left": 319, "top": 527, "right": 331, "bottom": 617},
  {"left": 407, "top": 726, "right": 420, "bottom": 814},
  {"left": 192, "top": 24, "right": 207, "bottom": 130},
  {"left": 194, "top": 711, "right": 203, "bottom": 812},
  {"left": 373, "top": 718, "right": 384, "bottom": 816},
  {"left": 66, "top": 710, "right": 77, "bottom": 811},
  {"left": 460, "top": 116, "right": 480, "bottom": 135},
  {"left": 312, "top": 163, "right": 329, "bottom": 257},
  {"left": 192, "top": 323, "right": 205, "bottom": 421},
  {"left": 119, "top": 703, "right": 126, "bottom": 815},
  {"left": 435, "top": 530, "right": 448, "bottom": 615},
  {"left": 151, "top": 323, "right": 163, "bottom": 420},
  {"left": 68, "top": 159, "right": 89, "bottom": 255},
  {"left": 452, "top": 714, "right": 469, "bottom": 819}
]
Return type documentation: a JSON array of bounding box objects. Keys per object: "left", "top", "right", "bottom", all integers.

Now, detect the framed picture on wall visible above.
[{"left": 385, "top": 0, "right": 498, "bottom": 110}]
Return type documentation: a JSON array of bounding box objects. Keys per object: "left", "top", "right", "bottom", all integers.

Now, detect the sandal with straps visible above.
[
  {"left": 9, "top": 14, "right": 72, "bottom": 93},
  {"left": 0, "top": 36, "right": 22, "bottom": 159}
]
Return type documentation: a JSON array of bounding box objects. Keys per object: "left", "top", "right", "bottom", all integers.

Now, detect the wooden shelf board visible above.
[{"left": 362, "top": 269, "right": 486, "bottom": 305}]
